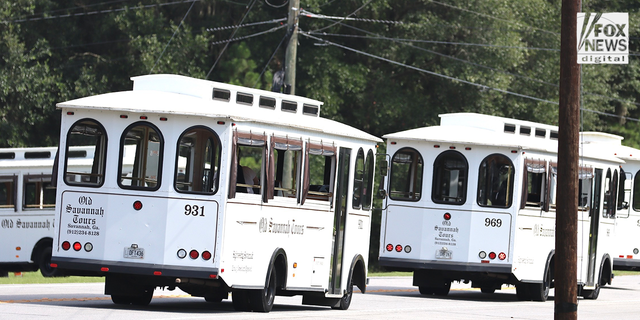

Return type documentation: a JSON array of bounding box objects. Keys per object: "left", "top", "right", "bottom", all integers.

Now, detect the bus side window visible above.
[
  {"left": 432, "top": 150, "right": 468, "bottom": 205},
  {"left": 522, "top": 159, "right": 546, "bottom": 209},
  {"left": 603, "top": 168, "right": 618, "bottom": 218},
  {"left": 270, "top": 136, "right": 302, "bottom": 199},
  {"left": 578, "top": 166, "right": 593, "bottom": 210},
  {"left": 633, "top": 170, "right": 640, "bottom": 212},
  {"left": 119, "top": 122, "right": 163, "bottom": 190},
  {"left": 477, "top": 154, "right": 514, "bottom": 208},
  {"left": 64, "top": 119, "right": 107, "bottom": 186},
  {"left": 389, "top": 147, "right": 423, "bottom": 201},
  {"left": 352, "top": 148, "right": 365, "bottom": 209},
  {"left": 301, "top": 142, "right": 336, "bottom": 203},
  {"left": 0, "top": 176, "right": 17, "bottom": 211},
  {"left": 361, "top": 149, "right": 375, "bottom": 210},
  {"left": 175, "top": 126, "right": 221, "bottom": 194},
  {"left": 23, "top": 175, "right": 55, "bottom": 210}
]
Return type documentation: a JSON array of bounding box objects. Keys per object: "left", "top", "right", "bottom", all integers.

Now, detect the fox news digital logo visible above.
[{"left": 577, "top": 13, "right": 628, "bottom": 64}]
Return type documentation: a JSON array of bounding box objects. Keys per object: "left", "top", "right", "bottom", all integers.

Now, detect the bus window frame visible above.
[
  {"left": 431, "top": 150, "right": 468, "bottom": 205},
  {"left": 118, "top": 121, "right": 164, "bottom": 191},
  {"left": 388, "top": 147, "right": 424, "bottom": 202},
  {"left": 64, "top": 118, "right": 108, "bottom": 188},
  {"left": 476, "top": 153, "right": 515, "bottom": 208},
  {"left": 301, "top": 141, "right": 336, "bottom": 205},
  {"left": 174, "top": 125, "right": 222, "bottom": 195},
  {"left": 0, "top": 175, "right": 17, "bottom": 212},
  {"left": 268, "top": 135, "right": 303, "bottom": 202}
]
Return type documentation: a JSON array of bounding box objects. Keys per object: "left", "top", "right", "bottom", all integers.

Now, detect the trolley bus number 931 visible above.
[
  {"left": 485, "top": 218, "right": 502, "bottom": 228},
  {"left": 185, "top": 204, "right": 205, "bottom": 217}
]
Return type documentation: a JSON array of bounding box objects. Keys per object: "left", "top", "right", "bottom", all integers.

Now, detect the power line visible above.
[
  {"left": 309, "top": 0, "right": 374, "bottom": 33},
  {"left": 211, "top": 24, "right": 286, "bottom": 45},
  {"left": 300, "top": 8, "right": 404, "bottom": 25},
  {"left": 306, "top": 15, "right": 640, "bottom": 109},
  {"left": 308, "top": 31, "right": 559, "bottom": 52},
  {"left": 428, "top": 0, "right": 560, "bottom": 37},
  {"left": 206, "top": 18, "right": 286, "bottom": 32},
  {"left": 150, "top": 0, "right": 197, "bottom": 74},
  {"left": 300, "top": 31, "right": 558, "bottom": 105},
  {"left": 206, "top": 0, "right": 259, "bottom": 79},
  {"left": 2, "top": 0, "right": 198, "bottom": 23}
]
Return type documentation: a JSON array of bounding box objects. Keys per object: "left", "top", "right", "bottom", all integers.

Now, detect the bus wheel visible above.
[
  {"left": 582, "top": 285, "right": 600, "bottom": 300},
  {"left": 481, "top": 287, "right": 496, "bottom": 294},
  {"left": 332, "top": 279, "right": 353, "bottom": 310},
  {"left": 232, "top": 290, "right": 251, "bottom": 311},
  {"left": 249, "top": 268, "right": 277, "bottom": 312},
  {"left": 419, "top": 281, "right": 451, "bottom": 296},
  {"left": 516, "top": 284, "right": 530, "bottom": 301},
  {"left": 38, "top": 246, "right": 62, "bottom": 277}
]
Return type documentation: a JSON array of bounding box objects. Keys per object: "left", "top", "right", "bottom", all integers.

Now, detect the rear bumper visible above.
[
  {"left": 613, "top": 258, "right": 640, "bottom": 270},
  {"left": 52, "top": 256, "right": 219, "bottom": 279},
  {"left": 379, "top": 257, "right": 512, "bottom": 274}
]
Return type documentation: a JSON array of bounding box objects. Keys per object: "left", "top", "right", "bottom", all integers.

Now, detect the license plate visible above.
[
  {"left": 436, "top": 249, "right": 452, "bottom": 259},
  {"left": 124, "top": 247, "right": 145, "bottom": 259}
]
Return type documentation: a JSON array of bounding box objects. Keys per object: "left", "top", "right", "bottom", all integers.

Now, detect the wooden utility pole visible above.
[
  {"left": 284, "top": 0, "right": 299, "bottom": 95},
  {"left": 555, "top": 0, "right": 580, "bottom": 319}
]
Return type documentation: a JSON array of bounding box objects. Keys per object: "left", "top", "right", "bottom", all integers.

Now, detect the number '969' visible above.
[
  {"left": 184, "top": 204, "right": 205, "bottom": 217},
  {"left": 485, "top": 218, "right": 502, "bottom": 227}
]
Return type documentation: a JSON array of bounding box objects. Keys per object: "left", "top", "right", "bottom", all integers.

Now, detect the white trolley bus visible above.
[
  {"left": 0, "top": 146, "right": 93, "bottom": 277},
  {"left": 51, "top": 74, "right": 380, "bottom": 312},
  {"left": 580, "top": 132, "right": 640, "bottom": 271},
  {"left": 378, "top": 113, "right": 617, "bottom": 301}
]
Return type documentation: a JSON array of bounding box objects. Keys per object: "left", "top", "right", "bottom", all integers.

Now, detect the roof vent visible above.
[
  {"left": 259, "top": 96, "right": 276, "bottom": 109},
  {"left": 212, "top": 88, "right": 230, "bottom": 102}
]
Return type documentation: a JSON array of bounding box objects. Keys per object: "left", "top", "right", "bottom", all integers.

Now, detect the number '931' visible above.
[{"left": 184, "top": 204, "right": 205, "bottom": 217}]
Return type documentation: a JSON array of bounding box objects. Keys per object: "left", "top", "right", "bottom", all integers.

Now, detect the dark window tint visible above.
[
  {"left": 432, "top": 150, "right": 468, "bottom": 205},
  {"left": 389, "top": 148, "right": 423, "bottom": 201}
]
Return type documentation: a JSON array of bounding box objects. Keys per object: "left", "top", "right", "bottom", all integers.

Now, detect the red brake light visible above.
[
  {"left": 488, "top": 252, "right": 497, "bottom": 260},
  {"left": 189, "top": 250, "right": 199, "bottom": 259},
  {"left": 395, "top": 245, "right": 403, "bottom": 252},
  {"left": 202, "top": 251, "right": 212, "bottom": 260},
  {"left": 443, "top": 213, "right": 451, "bottom": 220},
  {"left": 73, "top": 242, "right": 82, "bottom": 251},
  {"left": 62, "top": 241, "right": 71, "bottom": 251},
  {"left": 498, "top": 252, "right": 506, "bottom": 260},
  {"left": 133, "top": 201, "right": 143, "bottom": 210},
  {"left": 386, "top": 244, "right": 393, "bottom": 251}
]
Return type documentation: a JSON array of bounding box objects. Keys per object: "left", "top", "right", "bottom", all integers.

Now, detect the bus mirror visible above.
[
  {"left": 376, "top": 188, "right": 387, "bottom": 199},
  {"left": 379, "top": 160, "right": 388, "bottom": 176}
]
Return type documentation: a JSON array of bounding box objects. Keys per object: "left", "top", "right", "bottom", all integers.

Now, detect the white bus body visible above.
[
  {"left": 52, "top": 74, "right": 380, "bottom": 312},
  {"left": 580, "top": 132, "right": 640, "bottom": 270},
  {"left": 379, "top": 113, "right": 617, "bottom": 301},
  {"left": 0, "top": 146, "right": 93, "bottom": 276}
]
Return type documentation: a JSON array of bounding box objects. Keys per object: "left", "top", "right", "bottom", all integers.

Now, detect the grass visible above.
[{"left": 0, "top": 272, "right": 103, "bottom": 285}]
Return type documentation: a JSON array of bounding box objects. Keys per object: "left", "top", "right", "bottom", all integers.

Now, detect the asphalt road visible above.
[{"left": 1, "top": 275, "right": 639, "bottom": 319}]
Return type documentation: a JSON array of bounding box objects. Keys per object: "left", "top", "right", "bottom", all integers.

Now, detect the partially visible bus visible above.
[
  {"left": 0, "top": 146, "right": 93, "bottom": 277},
  {"left": 52, "top": 74, "right": 380, "bottom": 312},
  {"left": 580, "top": 132, "right": 640, "bottom": 271},
  {"left": 378, "top": 113, "right": 616, "bottom": 301}
]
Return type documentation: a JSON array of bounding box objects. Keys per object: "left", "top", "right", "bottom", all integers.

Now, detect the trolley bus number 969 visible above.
[
  {"left": 185, "top": 204, "right": 205, "bottom": 217},
  {"left": 485, "top": 218, "right": 502, "bottom": 228}
]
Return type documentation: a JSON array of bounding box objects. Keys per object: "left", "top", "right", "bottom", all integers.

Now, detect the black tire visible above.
[
  {"left": 111, "top": 295, "right": 133, "bottom": 305},
  {"left": 110, "top": 288, "right": 153, "bottom": 306},
  {"left": 232, "top": 290, "right": 251, "bottom": 311},
  {"left": 38, "top": 246, "right": 62, "bottom": 277},
  {"left": 516, "top": 284, "right": 530, "bottom": 301},
  {"left": 332, "top": 279, "right": 353, "bottom": 310},
  {"left": 481, "top": 287, "right": 496, "bottom": 294},
  {"left": 249, "top": 268, "right": 277, "bottom": 312},
  {"left": 530, "top": 266, "right": 551, "bottom": 302},
  {"left": 583, "top": 285, "right": 600, "bottom": 300},
  {"left": 418, "top": 281, "right": 451, "bottom": 296},
  {"left": 132, "top": 289, "right": 154, "bottom": 306}
]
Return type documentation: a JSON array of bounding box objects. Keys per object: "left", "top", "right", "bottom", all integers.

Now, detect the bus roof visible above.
[
  {"left": 56, "top": 74, "right": 381, "bottom": 143},
  {"left": 383, "top": 113, "right": 623, "bottom": 163}
]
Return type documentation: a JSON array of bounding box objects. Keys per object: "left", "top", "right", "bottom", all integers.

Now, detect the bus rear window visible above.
[
  {"left": 389, "top": 148, "right": 423, "bottom": 201},
  {"left": 0, "top": 176, "right": 17, "bottom": 210},
  {"left": 119, "top": 122, "right": 163, "bottom": 190},
  {"left": 64, "top": 119, "right": 107, "bottom": 187}
]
